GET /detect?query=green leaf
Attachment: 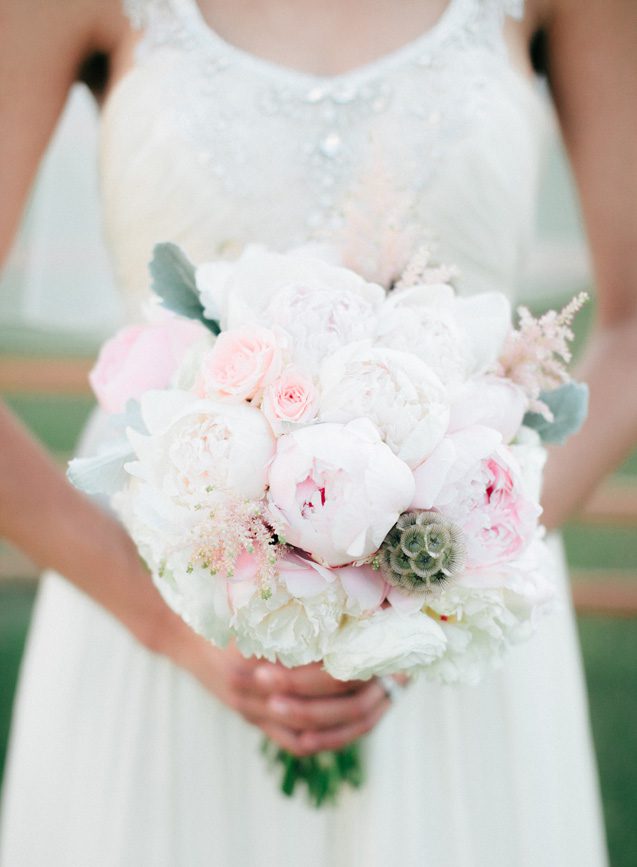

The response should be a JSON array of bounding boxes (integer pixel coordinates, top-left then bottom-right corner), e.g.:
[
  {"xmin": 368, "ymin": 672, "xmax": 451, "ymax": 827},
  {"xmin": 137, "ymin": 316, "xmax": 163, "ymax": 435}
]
[
  {"xmin": 149, "ymin": 242, "xmax": 220, "ymax": 335},
  {"xmin": 523, "ymin": 382, "xmax": 589, "ymax": 445}
]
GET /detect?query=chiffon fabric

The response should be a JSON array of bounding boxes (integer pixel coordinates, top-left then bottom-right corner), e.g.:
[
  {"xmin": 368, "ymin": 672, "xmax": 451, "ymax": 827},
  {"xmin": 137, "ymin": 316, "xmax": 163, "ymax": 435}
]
[{"xmin": 1, "ymin": 1, "xmax": 608, "ymax": 864}]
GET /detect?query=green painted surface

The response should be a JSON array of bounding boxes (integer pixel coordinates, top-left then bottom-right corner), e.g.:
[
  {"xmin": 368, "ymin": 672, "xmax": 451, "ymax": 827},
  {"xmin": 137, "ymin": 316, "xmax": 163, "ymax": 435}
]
[
  {"xmin": 3, "ymin": 394, "xmax": 95, "ymax": 454},
  {"xmin": 0, "ymin": 584, "xmax": 36, "ymax": 784}
]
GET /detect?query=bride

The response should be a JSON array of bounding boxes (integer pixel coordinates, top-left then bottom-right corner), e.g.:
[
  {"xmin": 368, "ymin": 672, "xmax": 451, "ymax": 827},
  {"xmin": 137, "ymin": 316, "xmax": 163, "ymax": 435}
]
[{"xmin": 1, "ymin": 0, "xmax": 634, "ymax": 864}]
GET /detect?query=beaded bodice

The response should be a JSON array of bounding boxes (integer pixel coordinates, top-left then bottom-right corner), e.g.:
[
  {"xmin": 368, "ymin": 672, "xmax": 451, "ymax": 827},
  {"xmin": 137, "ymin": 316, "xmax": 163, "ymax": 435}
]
[{"xmin": 102, "ymin": 0, "xmax": 552, "ymax": 313}]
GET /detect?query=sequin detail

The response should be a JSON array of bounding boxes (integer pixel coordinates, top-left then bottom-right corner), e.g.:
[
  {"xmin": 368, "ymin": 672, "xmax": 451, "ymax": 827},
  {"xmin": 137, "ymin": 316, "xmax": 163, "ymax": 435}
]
[{"xmin": 119, "ymin": 0, "xmax": 527, "ymax": 237}]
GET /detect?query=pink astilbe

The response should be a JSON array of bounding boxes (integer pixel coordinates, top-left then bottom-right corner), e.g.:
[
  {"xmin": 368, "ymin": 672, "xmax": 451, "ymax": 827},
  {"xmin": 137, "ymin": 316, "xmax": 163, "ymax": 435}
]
[
  {"xmin": 339, "ymin": 159, "xmax": 421, "ymax": 289},
  {"xmin": 395, "ymin": 245, "xmax": 459, "ymax": 291},
  {"xmin": 497, "ymin": 292, "xmax": 588, "ymax": 419},
  {"xmin": 187, "ymin": 498, "xmax": 283, "ymax": 597}
]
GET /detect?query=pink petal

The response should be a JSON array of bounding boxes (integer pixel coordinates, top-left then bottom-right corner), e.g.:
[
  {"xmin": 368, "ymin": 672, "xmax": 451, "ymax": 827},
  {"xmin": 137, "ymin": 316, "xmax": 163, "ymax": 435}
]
[
  {"xmin": 387, "ymin": 585, "xmax": 427, "ymax": 614},
  {"xmin": 337, "ymin": 564, "xmax": 387, "ymax": 612}
]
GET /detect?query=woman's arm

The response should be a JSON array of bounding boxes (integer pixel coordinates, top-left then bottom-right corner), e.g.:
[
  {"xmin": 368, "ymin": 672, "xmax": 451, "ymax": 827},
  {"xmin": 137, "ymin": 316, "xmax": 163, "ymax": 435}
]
[
  {"xmin": 0, "ymin": 0, "xmax": 389, "ymax": 756},
  {"xmin": 538, "ymin": 0, "xmax": 637, "ymax": 529}
]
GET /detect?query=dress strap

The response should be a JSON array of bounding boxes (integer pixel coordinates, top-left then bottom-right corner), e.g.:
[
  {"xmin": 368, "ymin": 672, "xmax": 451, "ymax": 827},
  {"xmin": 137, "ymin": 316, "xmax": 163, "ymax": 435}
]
[
  {"xmin": 502, "ymin": 0, "xmax": 525, "ymax": 20},
  {"xmin": 121, "ymin": 0, "xmax": 170, "ymax": 30}
]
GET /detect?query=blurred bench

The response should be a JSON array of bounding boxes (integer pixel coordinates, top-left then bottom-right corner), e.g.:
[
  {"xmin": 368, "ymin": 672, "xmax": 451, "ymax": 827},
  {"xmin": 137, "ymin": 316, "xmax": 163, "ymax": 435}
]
[{"xmin": 2, "ymin": 354, "xmax": 637, "ymax": 616}]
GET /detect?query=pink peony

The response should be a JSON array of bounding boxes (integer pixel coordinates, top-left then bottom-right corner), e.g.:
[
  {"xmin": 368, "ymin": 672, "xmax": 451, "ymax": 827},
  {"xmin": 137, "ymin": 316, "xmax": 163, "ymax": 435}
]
[
  {"xmin": 261, "ymin": 366, "xmax": 319, "ymax": 433},
  {"xmin": 267, "ymin": 418, "xmax": 415, "ymax": 567},
  {"xmin": 414, "ymin": 433, "xmax": 540, "ymax": 568},
  {"xmin": 89, "ymin": 318, "xmax": 206, "ymax": 414},
  {"xmin": 199, "ymin": 325, "xmax": 283, "ymax": 401}
]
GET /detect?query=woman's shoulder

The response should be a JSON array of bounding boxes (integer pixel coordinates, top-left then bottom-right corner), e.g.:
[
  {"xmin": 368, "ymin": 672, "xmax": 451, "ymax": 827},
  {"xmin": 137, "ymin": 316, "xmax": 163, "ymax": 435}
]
[{"xmin": 1, "ymin": 0, "xmax": 128, "ymax": 76}]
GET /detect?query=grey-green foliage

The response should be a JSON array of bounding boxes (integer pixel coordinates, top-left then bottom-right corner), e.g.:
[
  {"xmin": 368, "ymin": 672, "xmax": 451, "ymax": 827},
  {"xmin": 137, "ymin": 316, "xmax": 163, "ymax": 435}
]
[
  {"xmin": 149, "ymin": 242, "xmax": 220, "ymax": 335},
  {"xmin": 67, "ymin": 400, "xmax": 146, "ymax": 497},
  {"xmin": 523, "ymin": 382, "xmax": 589, "ymax": 445}
]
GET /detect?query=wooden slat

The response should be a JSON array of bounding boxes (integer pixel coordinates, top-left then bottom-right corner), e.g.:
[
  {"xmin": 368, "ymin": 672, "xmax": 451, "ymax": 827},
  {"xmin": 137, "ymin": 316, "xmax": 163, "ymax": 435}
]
[
  {"xmin": 0, "ymin": 356, "xmax": 93, "ymax": 395},
  {"xmin": 0, "ymin": 546, "xmax": 38, "ymax": 582},
  {"xmin": 571, "ymin": 573, "xmax": 637, "ymax": 617},
  {"xmin": 577, "ymin": 482, "xmax": 637, "ymax": 528}
]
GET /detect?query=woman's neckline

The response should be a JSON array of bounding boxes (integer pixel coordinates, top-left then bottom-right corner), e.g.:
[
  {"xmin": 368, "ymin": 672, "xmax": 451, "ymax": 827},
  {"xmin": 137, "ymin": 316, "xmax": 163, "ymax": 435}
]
[{"xmin": 179, "ymin": 0, "xmax": 468, "ymax": 88}]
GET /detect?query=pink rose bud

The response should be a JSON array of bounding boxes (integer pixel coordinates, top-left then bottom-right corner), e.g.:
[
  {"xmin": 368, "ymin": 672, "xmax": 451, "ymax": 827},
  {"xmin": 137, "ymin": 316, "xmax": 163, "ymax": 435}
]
[{"xmin": 261, "ymin": 366, "xmax": 319, "ymax": 433}]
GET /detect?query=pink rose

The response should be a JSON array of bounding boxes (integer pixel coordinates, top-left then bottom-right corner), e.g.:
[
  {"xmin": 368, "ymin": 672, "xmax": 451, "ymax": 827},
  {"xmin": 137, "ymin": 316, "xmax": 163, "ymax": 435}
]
[
  {"xmin": 199, "ymin": 325, "xmax": 283, "ymax": 401},
  {"xmin": 261, "ymin": 367, "xmax": 319, "ymax": 433},
  {"xmin": 267, "ymin": 418, "xmax": 415, "ymax": 567},
  {"xmin": 89, "ymin": 318, "xmax": 206, "ymax": 414}
]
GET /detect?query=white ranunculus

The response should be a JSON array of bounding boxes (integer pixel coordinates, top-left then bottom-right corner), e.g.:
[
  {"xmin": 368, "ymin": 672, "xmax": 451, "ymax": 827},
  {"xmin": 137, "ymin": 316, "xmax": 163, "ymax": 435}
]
[
  {"xmin": 323, "ymin": 608, "xmax": 446, "ymax": 681},
  {"xmin": 232, "ymin": 554, "xmax": 347, "ymax": 666},
  {"xmin": 267, "ymin": 418, "xmax": 415, "ymax": 567},
  {"xmin": 126, "ymin": 390, "xmax": 275, "ymax": 502},
  {"xmin": 319, "ymin": 342, "xmax": 450, "ymax": 468},
  {"xmin": 379, "ymin": 284, "xmax": 512, "ymax": 383}
]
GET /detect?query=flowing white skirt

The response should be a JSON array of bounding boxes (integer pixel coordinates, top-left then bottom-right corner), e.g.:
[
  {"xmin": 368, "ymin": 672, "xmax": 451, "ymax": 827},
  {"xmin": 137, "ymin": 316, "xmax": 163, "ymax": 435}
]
[{"xmin": 0, "ymin": 420, "xmax": 609, "ymax": 867}]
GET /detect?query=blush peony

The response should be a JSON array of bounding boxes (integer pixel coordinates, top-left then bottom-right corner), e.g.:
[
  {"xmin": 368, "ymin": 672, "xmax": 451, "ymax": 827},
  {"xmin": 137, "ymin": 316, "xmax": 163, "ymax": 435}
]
[
  {"xmin": 89, "ymin": 317, "xmax": 206, "ymax": 414},
  {"xmin": 413, "ymin": 433, "xmax": 541, "ymax": 568},
  {"xmin": 267, "ymin": 418, "xmax": 415, "ymax": 567}
]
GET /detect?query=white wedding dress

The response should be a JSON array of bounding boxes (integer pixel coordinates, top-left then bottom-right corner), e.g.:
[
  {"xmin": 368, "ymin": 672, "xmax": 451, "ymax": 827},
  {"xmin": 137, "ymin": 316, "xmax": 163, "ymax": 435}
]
[{"xmin": 0, "ymin": 1, "xmax": 609, "ymax": 864}]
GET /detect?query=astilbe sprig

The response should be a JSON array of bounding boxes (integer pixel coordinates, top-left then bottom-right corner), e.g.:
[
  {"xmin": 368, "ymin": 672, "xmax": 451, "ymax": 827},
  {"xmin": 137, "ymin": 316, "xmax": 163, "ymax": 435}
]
[
  {"xmin": 497, "ymin": 291, "xmax": 588, "ymax": 419},
  {"xmin": 187, "ymin": 497, "xmax": 282, "ymax": 598},
  {"xmin": 394, "ymin": 244, "xmax": 459, "ymax": 291},
  {"xmin": 339, "ymin": 159, "xmax": 421, "ymax": 289}
]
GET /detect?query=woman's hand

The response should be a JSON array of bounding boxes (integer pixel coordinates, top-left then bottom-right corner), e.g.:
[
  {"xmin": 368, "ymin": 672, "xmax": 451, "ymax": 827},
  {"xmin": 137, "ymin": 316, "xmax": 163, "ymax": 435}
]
[{"xmin": 177, "ymin": 635, "xmax": 392, "ymax": 757}]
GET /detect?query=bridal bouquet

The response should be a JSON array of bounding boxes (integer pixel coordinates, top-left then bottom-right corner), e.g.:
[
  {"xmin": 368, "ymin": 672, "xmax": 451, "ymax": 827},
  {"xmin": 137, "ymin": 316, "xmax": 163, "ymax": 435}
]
[{"xmin": 69, "ymin": 241, "xmax": 588, "ymax": 805}]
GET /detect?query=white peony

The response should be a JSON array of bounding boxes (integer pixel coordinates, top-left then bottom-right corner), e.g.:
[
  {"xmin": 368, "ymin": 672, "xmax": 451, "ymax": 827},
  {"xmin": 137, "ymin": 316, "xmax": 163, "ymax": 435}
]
[
  {"xmin": 319, "ymin": 341, "xmax": 450, "ymax": 468},
  {"xmin": 196, "ymin": 245, "xmax": 385, "ymax": 373},
  {"xmin": 323, "ymin": 608, "xmax": 446, "ymax": 681},
  {"xmin": 377, "ymin": 284, "xmax": 512, "ymax": 385},
  {"xmin": 126, "ymin": 390, "xmax": 275, "ymax": 502}
]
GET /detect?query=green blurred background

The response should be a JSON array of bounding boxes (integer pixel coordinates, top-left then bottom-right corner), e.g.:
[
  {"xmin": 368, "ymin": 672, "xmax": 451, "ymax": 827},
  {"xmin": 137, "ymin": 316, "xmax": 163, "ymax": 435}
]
[{"xmin": 1, "ymin": 86, "xmax": 636, "ymax": 865}]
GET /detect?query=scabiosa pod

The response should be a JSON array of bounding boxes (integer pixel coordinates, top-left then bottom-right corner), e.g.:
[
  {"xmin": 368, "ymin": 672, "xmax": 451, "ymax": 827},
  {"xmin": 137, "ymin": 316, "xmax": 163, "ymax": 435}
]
[{"xmin": 374, "ymin": 510, "xmax": 464, "ymax": 594}]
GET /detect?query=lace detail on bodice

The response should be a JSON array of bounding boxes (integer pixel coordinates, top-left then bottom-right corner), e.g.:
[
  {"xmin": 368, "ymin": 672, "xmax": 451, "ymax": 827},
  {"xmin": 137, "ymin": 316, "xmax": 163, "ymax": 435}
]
[
  {"xmin": 105, "ymin": 0, "xmax": 548, "ymax": 315},
  {"xmin": 114, "ymin": 0, "xmax": 531, "ymax": 235}
]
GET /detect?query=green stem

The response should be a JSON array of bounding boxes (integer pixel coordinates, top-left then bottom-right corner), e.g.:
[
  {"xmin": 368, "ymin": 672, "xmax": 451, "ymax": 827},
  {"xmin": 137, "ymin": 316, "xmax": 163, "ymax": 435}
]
[{"xmin": 261, "ymin": 738, "xmax": 364, "ymax": 808}]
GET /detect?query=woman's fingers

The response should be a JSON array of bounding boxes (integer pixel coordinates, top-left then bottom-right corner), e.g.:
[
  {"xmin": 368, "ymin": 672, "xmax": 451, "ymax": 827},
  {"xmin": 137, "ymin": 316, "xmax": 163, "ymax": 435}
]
[
  {"xmin": 266, "ymin": 680, "xmax": 387, "ymax": 732},
  {"xmin": 296, "ymin": 696, "xmax": 391, "ymax": 755},
  {"xmin": 254, "ymin": 661, "xmax": 363, "ymax": 698},
  {"xmin": 259, "ymin": 722, "xmax": 305, "ymax": 756}
]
